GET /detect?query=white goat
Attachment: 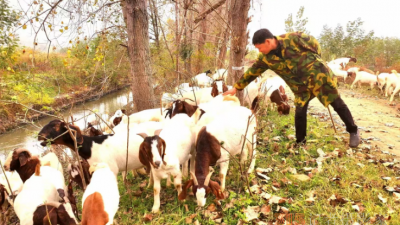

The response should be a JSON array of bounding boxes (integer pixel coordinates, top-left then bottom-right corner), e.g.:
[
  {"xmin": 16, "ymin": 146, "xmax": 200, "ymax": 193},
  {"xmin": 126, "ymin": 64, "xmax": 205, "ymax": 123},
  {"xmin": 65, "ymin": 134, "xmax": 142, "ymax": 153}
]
[
  {"xmin": 328, "ymin": 57, "xmax": 357, "ymax": 69},
  {"xmin": 137, "ymin": 114, "xmax": 195, "ymax": 213},
  {"xmin": 347, "ymin": 67, "xmax": 378, "ymax": 89},
  {"xmin": 14, "ymin": 165, "xmax": 77, "ymax": 225},
  {"xmin": 192, "ymin": 70, "xmax": 213, "ymax": 87},
  {"xmin": 388, "ymin": 70, "xmax": 400, "ymax": 104},
  {"xmin": 82, "ymin": 163, "xmax": 119, "ymax": 225},
  {"xmin": 328, "ymin": 63, "xmax": 350, "ymax": 81}
]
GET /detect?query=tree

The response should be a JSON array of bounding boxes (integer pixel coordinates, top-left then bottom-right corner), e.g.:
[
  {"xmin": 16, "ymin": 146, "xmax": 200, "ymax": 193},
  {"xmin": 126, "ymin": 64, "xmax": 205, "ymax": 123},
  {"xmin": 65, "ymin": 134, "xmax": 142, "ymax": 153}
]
[
  {"xmin": 285, "ymin": 6, "xmax": 309, "ymax": 34},
  {"xmin": 0, "ymin": 0, "xmax": 18, "ymax": 47},
  {"xmin": 228, "ymin": 0, "xmax": 251, "ymax": 104},
  {"xmin": 124, "ymin": 0, "xmax": 156, "ymax": 111}
]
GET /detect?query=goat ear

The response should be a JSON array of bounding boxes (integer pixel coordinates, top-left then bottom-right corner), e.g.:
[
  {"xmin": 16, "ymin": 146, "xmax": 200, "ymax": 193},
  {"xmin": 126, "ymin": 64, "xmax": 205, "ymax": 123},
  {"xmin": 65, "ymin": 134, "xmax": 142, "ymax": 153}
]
[
  {"xmin": 211, "ymin": 84, "xmax": 218, "ymax": 97},
  {"xmin": 269, "ymin": 89, "xmax": 284, "ymax": 104},
  {"xmin": 18, "ymin": 152, "xmax": 30, "ymax": 167},
  {"xmin": 138, "ymin": 143, "xmax": 151, "ymax": 174},
  {"xmin": 183, "ymin": 102, "xmax": 198, "ymax": 117},
  {"xmin": 208, "ymin": 180, "xmax": 225, "ymax": 200},
  {"xmin": 0, "ymin": 185, "xmax": 5, "ymax": 206},
  {"xmin": 279, "ymin": 86, "xmax": 285, "ymax": 95},
  {"xmin": 222, "ymin": 83, "xmax": 228, "ymax": 93},
  {"xmin": 178, "ymin": 179, "xmax": 194, "ymax": 201},
  {"xmin": 69, "ymin": 124, "xmax": 83, "ymax": 145},
  {"xmin": 160, "ymin": 138, "xmax": 166, "ymax": 165},
  {"xmin": 137, "ymin": 133, "xmax": 148, "ymax": 139},
  {"xmin": 121, "ymin": 109, "xmax": 127, "ymax": 114}
]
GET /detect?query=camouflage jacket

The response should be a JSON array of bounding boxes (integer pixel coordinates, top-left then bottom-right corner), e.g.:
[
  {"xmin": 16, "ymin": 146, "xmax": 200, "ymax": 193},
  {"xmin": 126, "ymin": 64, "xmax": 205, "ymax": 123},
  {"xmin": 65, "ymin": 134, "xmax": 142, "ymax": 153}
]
[{"xmin": 235, "ymin": 32, "xmax": 338, "ymax": 107}]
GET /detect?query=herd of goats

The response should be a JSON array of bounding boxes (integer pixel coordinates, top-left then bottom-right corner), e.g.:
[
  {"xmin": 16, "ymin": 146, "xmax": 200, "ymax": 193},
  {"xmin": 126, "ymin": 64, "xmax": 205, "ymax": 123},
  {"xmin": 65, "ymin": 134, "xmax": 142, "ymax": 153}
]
[
  {"xmin": 327, "ymin": 57, "xmax": 400, "ymax": 104},
  {"xmin": 0, "ymin": 56, "xmax": 389, "ymax": 224}
]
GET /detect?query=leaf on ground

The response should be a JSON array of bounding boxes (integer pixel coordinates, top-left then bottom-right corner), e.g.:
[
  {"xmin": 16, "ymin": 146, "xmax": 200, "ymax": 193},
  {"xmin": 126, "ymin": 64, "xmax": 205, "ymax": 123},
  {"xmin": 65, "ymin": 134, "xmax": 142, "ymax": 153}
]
[
  {"xmin": 207, "ymin": 203, "xmax": 217, "ymax": 212},
  {"xmin": 256, "ymin": 172, "xmax": 271, "ymax": 181},
  {"xmin": 244, "ymin": 206, "xmax": 260, "ymax": 222},
  {"xmin": 317, "ymin": 148, "xmax": 326, "ymax": 157},
  {"xmin": 269, "ymin": 195, "xmax": 288, "ymax": 204},
  {"xmin": 328, "ymin": 194, "xmax": 348, "ymax": 207},
  {"xmin": 260, "ymin": 204, "xmax": 271, "ymax": 215},
  {"xmin": 357, "ymin": 163, "xmax": 365, "ymax": 168},
  {"xmin": 143, "ymin": 214, "xmax": 153, "ymax": 222},
  {"xmin": 292, "ymin": 174, "xmax": 310, "ymax": 182},
  {"xmin": 378, "ymin": 193, "xmax": 387, "ymax": 204},
  {"xmin": 256, "ymin": 167, "xmax": 273, "ymax": 173},
  {"xmin": 393, "ymin": 192, "xmax": 400, "ymax": 203},
  {"xmin": 272, "ymin": 136, "xmax": 281, "ymax": 142},
  {"xmin": 306, "ymin": 191, "xmax": 316, "ymax": 205}
]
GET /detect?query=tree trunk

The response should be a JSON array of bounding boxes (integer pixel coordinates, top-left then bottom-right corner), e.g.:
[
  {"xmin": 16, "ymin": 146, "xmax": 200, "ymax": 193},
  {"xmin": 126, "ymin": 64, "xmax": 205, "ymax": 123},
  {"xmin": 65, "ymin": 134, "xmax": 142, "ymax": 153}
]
[
  {"xmin": 228, "ymin": 0, "xmax": 250, "ymax": 104},
  {"xmin": 124, "ymin": 0, "xmax": 155, "ymax": 111},
  {"xmin": 217, "ymin": 2, "xmax": 231, "ymax": 69},
  {"xmin": 195, "ymin": 0, "xmax": 208, "ymax": 74},
  {"xmin": 175, "ymin": 0, "xmax": 180, "ymax": 86}
]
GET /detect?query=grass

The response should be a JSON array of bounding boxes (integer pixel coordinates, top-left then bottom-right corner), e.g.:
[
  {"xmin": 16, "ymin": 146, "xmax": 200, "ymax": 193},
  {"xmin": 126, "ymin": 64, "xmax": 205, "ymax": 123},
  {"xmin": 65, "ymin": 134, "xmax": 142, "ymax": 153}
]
[{"xmin": 67, "ymin": 104, "xmax": 397, "ymax": 225}]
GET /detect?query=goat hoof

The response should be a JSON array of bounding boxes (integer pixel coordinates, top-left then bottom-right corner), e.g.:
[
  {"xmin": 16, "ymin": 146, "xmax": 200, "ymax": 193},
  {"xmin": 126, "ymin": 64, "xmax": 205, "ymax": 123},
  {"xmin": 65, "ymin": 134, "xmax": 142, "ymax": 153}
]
[{"xmin": 152, "ymin": 208, "xmax": 160, "ymax": 213}]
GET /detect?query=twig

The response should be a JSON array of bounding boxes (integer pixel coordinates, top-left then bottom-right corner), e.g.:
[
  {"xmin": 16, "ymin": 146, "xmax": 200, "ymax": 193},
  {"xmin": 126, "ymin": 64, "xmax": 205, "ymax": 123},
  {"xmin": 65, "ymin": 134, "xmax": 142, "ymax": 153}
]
[
  {"xmin": 84, "ymin": 108, "xmax": 115, "ymax": 134},
  {"xmin": 64, "ymin": 123, "xmax": 87, "ymax": 190},
  {"xmin": 327, "ymin": 106, "xmax": 337, "ymax": 133},
  {"xmin": 194, "ymin": 0, "xmax": 226, "ymax": 23},
  {"xmin": 0, "ymin": 160, "xmax": 14, "ymax": 204}
]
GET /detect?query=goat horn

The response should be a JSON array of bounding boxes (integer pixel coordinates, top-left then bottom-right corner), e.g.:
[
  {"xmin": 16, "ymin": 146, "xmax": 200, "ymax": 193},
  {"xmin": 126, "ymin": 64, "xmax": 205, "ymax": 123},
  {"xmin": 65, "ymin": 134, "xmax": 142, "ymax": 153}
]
[
  {"xmin": 137, "ymin": 133, "xmax": 148, "ymax": 139},
  {"xmin": 204, "ymin": 167, "xmax": 214, "ymax": 186},
  {"xmin": 190, "ymin": 172, "xmax": 198, "ymax": 185},
  {"xmin": 154, "ymin": 129, "xmax": 162, "ymax": 136}
]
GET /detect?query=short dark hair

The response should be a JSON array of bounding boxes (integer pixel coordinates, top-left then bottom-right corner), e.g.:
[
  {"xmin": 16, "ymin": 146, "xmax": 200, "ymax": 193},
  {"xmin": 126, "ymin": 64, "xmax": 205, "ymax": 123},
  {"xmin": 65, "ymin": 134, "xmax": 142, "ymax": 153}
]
[{"xmin": 252, "ymin": 29, "xmax": 274, "ymax": 45}]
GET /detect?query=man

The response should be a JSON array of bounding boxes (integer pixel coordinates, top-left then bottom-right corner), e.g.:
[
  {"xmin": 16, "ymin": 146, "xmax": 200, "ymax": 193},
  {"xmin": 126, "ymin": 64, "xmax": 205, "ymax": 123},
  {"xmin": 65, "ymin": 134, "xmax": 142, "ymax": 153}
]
[{"xmin": 223, "ymin": 29, "xmax": 360, "ymax": 147}]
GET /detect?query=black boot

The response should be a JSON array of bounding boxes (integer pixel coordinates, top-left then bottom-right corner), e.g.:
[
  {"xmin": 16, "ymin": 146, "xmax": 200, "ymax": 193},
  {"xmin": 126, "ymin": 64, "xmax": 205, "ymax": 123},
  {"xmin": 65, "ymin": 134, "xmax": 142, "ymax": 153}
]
[
  {"xmin": 295, "ymin": 101, "xmax": 311, "ymax": 143},
  {"xmin": 330, "ymin": 97, "xmax": 359, "ymax": 147}
]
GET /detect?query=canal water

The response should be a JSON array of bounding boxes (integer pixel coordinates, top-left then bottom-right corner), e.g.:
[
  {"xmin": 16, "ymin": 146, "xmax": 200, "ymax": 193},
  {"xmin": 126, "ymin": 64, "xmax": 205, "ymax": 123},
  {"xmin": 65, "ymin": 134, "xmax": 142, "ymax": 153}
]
[{"xmin": 0, "ymin": 88, "xmax": 132, "ymax": 161}]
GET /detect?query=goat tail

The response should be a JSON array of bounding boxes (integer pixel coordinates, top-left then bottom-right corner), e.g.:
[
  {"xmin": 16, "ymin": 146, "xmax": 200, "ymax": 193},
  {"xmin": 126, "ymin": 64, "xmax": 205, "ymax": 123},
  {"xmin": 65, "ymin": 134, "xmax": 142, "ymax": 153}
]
[{"xmin": 35, "ymin": 163, "xmax": 41, "ymax": 176}]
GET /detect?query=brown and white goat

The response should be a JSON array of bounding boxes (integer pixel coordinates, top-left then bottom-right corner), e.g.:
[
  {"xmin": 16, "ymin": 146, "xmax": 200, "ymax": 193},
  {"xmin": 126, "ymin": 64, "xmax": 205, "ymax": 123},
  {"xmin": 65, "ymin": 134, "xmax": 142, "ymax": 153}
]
[
  {"xmin": 4, "ymin": 148, "xmax": 68, "ymax": 201},
  {"xmin": 269, "ymin": 87, "xmax": 290, "ymax": 115},
  {"xmin": 14, "ymin": 164, "xmax": 78, "ymax": 225},
  {"xmin": 179, "ymin": 105, "xmax": 257, "ymax": 206},
  {"xmin": 138, "ymin": 114, "xmax": 194, "ymax": 213},
  {"xmin": 38, "ymin": 120, "xmax": 147, "ymax": 177}
]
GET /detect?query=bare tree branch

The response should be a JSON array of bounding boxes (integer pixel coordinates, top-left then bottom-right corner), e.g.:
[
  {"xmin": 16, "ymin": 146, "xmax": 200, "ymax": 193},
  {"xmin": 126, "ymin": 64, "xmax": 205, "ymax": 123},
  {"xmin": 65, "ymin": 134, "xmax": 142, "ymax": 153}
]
[{"xmin": 194, "ymin": 0, "xmax": 226, "ymax": 24}]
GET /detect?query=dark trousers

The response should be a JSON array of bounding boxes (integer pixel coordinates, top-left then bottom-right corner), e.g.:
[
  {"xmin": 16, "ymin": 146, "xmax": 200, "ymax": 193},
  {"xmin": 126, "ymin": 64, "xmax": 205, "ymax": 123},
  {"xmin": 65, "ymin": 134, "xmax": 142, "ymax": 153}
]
[{"xmin": 295, "ymin": 96, "xmax": 358, "ymax": 143}]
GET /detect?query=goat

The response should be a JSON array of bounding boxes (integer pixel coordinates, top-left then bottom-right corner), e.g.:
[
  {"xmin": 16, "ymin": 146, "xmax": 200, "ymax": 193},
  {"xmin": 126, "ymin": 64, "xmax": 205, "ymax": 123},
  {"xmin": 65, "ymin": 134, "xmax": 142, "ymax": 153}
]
[
  {"xmin": 38, "ymin": 120, "xmax": 154, "ymax": 176},
  {"xmin": 179, "ymin": 105, "xmax": 257, "ymax": 206},
  {"xmin": 388, "ymin": 70, "xmax": 400, "ymax": 105},
  {"xmin": 4, "ymin": 149, "xmax": 67, "ymax": 201},
  {"xmin": 379, "ymin": 72, "xmax": 399, "ymax": 97},
  {"xmin": 212, "ymin": 69, "xmax": 228, "ymax": 82},
  {"xmin": 81, "ymin": 163, "xmax": 119, "ymax": 225},
  {"xmin": 347, "ymin": 67, "xmax": 378, "ymax": 89},
  {"xmin": 245, "ymin": 75, "xmax": 290, "ymax": 115},
  {"xmin": 137, "ymin": 114, "xmax": 195, "ymax": 213},
  {"xmin": 192, "ymin": 70, "xmax": 214, "ymax": 88},
  {"xmin": 328, "ymin": 57, "xmax": 357, "ymax": 69},
  {"xmin": 108, "ymin": 109, "xmax": 126, "ymax": 128},
  {"xmin": 14, "ymin": 164, "xmax": 78, "ymax": 225},
  {"xmin": 328, "ymin": 63, "xmax": 350, "ymax": 81},
  {"xmin": 178, "ymin": 80, "xmax": 228, "ymax": 106}
]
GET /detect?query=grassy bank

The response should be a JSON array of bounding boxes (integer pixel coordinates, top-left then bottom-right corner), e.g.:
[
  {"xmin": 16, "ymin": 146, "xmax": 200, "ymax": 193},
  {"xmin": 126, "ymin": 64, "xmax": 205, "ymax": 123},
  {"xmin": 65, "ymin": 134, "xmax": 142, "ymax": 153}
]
[{"xmin": 84, "ymin": 106, "xmax": 398, "ymax": 224}]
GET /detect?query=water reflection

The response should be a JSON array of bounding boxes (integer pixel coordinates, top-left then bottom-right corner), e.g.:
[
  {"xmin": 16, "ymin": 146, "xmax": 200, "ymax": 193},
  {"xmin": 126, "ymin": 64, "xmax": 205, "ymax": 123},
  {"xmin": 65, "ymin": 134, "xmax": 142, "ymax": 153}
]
[{"xmin": 0, "ymin": 89, "xmax": 132, "ymax": 161}]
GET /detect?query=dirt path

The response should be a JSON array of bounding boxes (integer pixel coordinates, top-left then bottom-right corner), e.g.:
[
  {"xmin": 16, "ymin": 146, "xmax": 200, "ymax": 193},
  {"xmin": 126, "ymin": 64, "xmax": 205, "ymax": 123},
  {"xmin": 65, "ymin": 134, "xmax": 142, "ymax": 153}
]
[{"xmin": 304, "ymin": 88, "xmax": 400, "ymax": 157}]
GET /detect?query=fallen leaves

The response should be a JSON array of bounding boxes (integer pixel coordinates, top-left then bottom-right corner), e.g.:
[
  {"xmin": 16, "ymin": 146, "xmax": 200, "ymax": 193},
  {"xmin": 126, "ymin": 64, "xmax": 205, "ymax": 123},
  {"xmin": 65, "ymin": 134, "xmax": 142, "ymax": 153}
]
[
  {"xmin": 292, "ymin": 174, "xmax": 310, "ymax": 182},
  {"xmin": 378, "ymin": 193, "xmax": 387, "ymax": 204},
  {"xmin": 328, "ymin": 194, "xmax": 348, "ymax": 207},
  {"xmin": 244, "ymin": 206, "xmax": 260, "ymax": 222}
]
